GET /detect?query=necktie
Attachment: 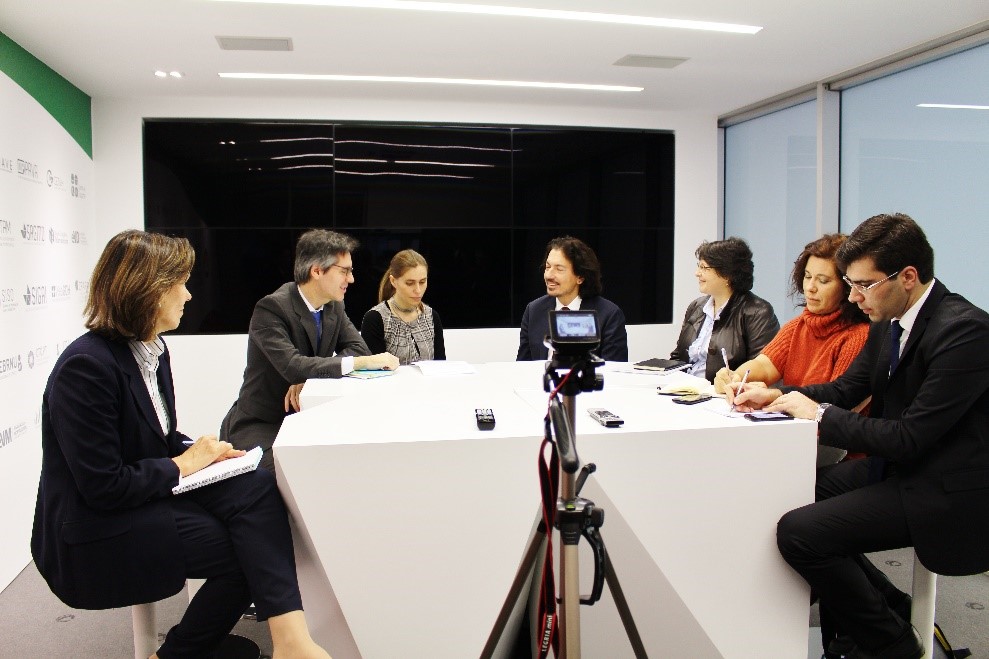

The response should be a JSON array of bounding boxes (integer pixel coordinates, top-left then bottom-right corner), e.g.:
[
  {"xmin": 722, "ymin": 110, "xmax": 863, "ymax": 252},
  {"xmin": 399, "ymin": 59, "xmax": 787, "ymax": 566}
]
[
  {"xmin": 312, "ymin": 310, "xmax": 322, "ymax": 352},
  {"xmin": 561, "ymin": 306, "xmax": 570, "ymax": 311},
  {"xmin": 889, "ymin": 319, "xmax": 902, "ymax": 373}
]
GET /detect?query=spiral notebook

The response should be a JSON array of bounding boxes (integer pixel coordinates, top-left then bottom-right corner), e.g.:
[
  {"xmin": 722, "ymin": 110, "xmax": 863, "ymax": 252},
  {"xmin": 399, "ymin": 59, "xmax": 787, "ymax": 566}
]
[{"xmin": 172, "ymin": 446, "xmax": 263, "ymax": 495}]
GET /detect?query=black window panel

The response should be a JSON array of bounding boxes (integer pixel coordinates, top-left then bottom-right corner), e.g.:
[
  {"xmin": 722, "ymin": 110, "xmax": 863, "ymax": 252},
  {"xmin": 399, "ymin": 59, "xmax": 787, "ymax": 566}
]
[
  {"xmin": 144, "ymin": 120, "xmax": 675, "ymax": 333},
  {"xmin": 333, "ymin": 125, "xmax": 512, "ymax": 229}
]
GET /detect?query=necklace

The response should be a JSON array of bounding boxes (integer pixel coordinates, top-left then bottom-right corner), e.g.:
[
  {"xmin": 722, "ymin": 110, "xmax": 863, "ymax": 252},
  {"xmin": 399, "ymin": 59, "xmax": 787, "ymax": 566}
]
[{"xmin": 390, "ymin": 298, "xmax": 418, "ymax": 314}]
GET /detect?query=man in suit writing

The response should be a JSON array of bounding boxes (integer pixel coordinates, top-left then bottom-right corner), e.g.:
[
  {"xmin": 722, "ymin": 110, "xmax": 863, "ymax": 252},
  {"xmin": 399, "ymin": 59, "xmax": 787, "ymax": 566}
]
[
  {"xmin": 221, "ymin": 229, "xmax": 398, "ymax": 471},
  {"xmin": 517, "ymin": 236, "xmax": 628, "ymax": 362},
  {"xmin": 731, "ymin": 213, "xmax": 989, "ymax": 659}
]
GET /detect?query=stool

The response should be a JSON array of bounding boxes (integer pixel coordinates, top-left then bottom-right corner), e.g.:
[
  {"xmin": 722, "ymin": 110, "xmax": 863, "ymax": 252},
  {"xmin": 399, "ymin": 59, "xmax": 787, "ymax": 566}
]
[
  {"xmin": 132, "ymin": 602, "xmax": 158, "ymax": 659},
  {"xmin": 910, "ymin": 550, "xmax": 937, "ymax": 659}
]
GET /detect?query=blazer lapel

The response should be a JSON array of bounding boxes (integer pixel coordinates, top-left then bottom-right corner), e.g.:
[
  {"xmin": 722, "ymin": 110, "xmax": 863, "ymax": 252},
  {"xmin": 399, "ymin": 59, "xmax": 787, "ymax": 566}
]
[
  {"xmin": 290, "ymin": 287, "xmax": 320, "ymax": 355},
  {"xmin": 895, "ymin": 281, "xmax": 945, "ymax": 377},
  {"xmin": 108, "ymin": 340, "xmax": 168, "ymax": 441}
]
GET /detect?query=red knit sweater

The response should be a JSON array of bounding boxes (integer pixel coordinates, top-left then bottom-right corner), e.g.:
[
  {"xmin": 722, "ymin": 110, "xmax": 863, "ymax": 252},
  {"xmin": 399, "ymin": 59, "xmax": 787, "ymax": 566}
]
[{"xmin": 762, "ymin": 308, "xmax": 869, "ymax": 387}]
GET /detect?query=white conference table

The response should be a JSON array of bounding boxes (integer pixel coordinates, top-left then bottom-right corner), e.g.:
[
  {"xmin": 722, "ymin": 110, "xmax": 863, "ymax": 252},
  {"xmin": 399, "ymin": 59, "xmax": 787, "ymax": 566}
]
[{"xmin": 274, "ymin": 361, "xmax": 817, "ymax": 658}]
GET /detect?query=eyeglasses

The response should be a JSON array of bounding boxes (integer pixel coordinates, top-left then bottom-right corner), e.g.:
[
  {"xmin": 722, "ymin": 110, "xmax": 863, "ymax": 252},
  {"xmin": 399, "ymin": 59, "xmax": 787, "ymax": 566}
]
[
  {"xmin": 696, "ymin": 263, "xmax": 715, "ymax": 272},
  {"xmin": 328, "ymin": 263, "xmax": 355, "ymax": 276},
  {"xmin": 842, "ymin": 270, "xmax": 899, "ymax": 294}
]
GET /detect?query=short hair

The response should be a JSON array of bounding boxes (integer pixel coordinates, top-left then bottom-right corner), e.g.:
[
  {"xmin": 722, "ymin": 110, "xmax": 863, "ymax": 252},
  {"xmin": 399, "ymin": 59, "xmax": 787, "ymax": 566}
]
[
  {"xmin": 293, "ymin": 229, "xmax": 359, "ymax": 284},
  {"xmin": 695, "ymin": 237, "xmax": 754, "ymax": 294},
  {"xmin": 378, "ymin": 249, "xmax": 429, "ymax": 303},
  {"xmin": 791, "ymin": 233, "xmax": 867, "ymax": 326},
  {"xmin": 836, "ymin": 213, "xmax": 934, "ymax": 283},
  {"xmin": 85, "ymin": 230, "xmax": 195, "ymax": 341},
  {"xmin": 544, "ymin": 236, "xmax": 603, "ymax": 297}
]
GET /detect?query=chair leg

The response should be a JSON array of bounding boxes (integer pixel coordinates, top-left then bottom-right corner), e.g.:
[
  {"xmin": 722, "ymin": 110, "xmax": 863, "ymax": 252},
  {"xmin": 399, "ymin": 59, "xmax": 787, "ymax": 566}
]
[
  {"xmin": 132, "ymin": 602, "xmax": 157, "ymax": 659},
  {"xmin": 910, "ymin": 551, "xmax": 937, "ymax": 659}
]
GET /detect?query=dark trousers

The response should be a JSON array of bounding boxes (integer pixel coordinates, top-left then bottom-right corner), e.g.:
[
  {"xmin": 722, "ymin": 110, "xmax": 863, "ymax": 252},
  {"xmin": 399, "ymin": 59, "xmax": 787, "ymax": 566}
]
[
  {"xmin": 156, "ymin": 469, "xmax": 303, "ymax": 659},
  {"xmin": 778, "ymin": 458, "xmax": 912, "ymax": 652}
]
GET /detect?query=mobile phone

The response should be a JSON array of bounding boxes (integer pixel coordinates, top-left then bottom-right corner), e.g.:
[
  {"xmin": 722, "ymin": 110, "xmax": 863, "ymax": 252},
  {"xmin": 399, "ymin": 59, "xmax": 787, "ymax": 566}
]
[
  {"xmin": 588, "ymin": 408, "xmax": 624, "ymax": 427},
  {"xmin": 744, "ymin": 411, "xmax": 793, "ymax": 422},
  {"xmin": 672, "ymin": 394, "xmax": 713, "ymax": 405}
]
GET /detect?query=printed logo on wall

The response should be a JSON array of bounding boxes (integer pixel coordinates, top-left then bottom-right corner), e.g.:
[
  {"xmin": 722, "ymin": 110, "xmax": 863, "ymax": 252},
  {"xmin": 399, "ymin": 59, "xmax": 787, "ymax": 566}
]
[
  {"xmin": 49, "ymin": 227, "xmax": 69, "ymax": 244},
  {"xmin": 50, "ymin": 283, "xmax": 72, "ymax": 303},
  {"xmin": 1, "ymin": 286, "xmax": 17, "ymax": 313},
  {"xmin": 20, "ymin": 223, "xmax": 46, "ymax": 244},
  {"xmin": 27, "ymin": 344, "xmax": 52, "ymax": 370},
  {"xmin": 70, "ymin": 173, "xmax": 87, "ymax": 200},
  {"xmin": 0, "ymin": 353, "xmax": 23, "ymax": 380},
  {"xmin": 0, "ymin": 155, "xmax": 13, "ymax": 174},
  {"xmin": 17, "ymin": 158, "xmax": 40, "ymax": 183},
  {"xmin": 23, "ymin": 283, "xmax": 47, "ymax": 308},
  {"xmin": 46, "ymin": 169, "xmax": 67, "ymax": 192},
  {"xmin": 0, "ymin": 218, "xmax": 13, "ymax": 247},
  {"xmin": 0, "ymin": 422, "xmax": 30, "ymax": 450},
  {"xmin": 71, "ymin": 230, "xmax": 88, "ymax": 245}
]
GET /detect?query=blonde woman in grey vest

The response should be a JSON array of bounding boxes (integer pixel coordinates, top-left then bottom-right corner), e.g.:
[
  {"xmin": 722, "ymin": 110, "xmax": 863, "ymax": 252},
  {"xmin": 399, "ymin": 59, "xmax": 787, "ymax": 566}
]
[{"xmin": 361, "ymin": 249, "xmax": 446, "ymax": 364}]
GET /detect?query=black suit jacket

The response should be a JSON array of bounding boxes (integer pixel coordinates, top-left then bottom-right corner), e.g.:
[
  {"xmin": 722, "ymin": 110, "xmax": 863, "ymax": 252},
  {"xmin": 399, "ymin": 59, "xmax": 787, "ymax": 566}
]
[
  {"xmin": 31, "ymin": 332, "xmax": 189, "ymax": 609},
  {"xmin": 517, "ymin": 294, "xmax": 629, "ymax": 362},
  {"xmin": 794, "ymin": 281, "xmax": 989, "ymax": 575},
  {"xmin": 222, "ymin": 283, "xmax": 370, "ymax": 454}
]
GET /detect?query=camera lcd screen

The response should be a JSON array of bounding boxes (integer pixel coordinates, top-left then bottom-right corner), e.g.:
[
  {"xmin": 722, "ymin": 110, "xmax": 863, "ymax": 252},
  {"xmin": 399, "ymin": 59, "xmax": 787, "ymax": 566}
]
[{"xmin": 551, "ymin": 311, "xmax": 599, "ymax": 340}]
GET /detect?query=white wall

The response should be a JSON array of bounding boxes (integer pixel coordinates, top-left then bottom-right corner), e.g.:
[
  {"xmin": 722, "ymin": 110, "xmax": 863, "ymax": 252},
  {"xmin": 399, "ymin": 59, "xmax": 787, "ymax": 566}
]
[{"xmin": 93, "ymin": 95, "xmax": 718, "ymax": 437}]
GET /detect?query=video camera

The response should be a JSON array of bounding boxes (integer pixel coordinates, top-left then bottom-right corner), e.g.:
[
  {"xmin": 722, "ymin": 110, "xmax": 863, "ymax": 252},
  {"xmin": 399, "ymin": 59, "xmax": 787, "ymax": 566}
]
[{"xmin": 543, "ymin": 309, "xmax": 604, "ymax": 395}]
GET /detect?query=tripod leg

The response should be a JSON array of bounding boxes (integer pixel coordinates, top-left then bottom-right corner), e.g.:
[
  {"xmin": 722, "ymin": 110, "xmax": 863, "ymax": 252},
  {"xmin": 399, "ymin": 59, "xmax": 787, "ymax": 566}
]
[
  {"xmin": 481, "ymin": 527, "xmax": 547, "ymax": 659},
  {"xmin": 560, "ymin": 543, "xmax": 582, "ymax": 659},
  {"xmin": 602, "ymin": 537, "xmax": 648, "ymax": 659}
]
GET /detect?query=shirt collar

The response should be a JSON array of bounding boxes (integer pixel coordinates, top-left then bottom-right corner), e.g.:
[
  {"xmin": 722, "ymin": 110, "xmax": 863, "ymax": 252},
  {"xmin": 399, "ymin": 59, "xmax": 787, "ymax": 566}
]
[
  {"xmin": 894, "ymin": 278, "xmax": 936, "ymax": 334},
  {"xmin": 128, "ymin": 337, "xmax": 165, "ymax": 374},
  {"xmin": 297, "ymin": 285, "xmax": 323, "ymax": 313},
  {"xmin": 555, "ymin": 295, "xmax": 582, "ymax": 311}
]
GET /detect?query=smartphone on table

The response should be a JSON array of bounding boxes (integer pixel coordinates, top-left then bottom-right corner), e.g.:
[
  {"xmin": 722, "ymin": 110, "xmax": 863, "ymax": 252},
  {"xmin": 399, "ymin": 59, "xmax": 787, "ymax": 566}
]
[{"xmin": 671, "ymin": 394, "xmax": 713, "ymax": 405}]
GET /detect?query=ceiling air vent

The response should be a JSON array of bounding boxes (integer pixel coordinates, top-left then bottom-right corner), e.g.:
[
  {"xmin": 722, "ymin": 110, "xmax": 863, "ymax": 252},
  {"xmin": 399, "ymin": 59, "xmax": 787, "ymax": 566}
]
[
  {"xmin": 613, "ymin": 55, "xmax": 687, "ymax": 69},
  {"xmin": 216, "ymin": 36, "xmax": 293, "ymax": 51}
]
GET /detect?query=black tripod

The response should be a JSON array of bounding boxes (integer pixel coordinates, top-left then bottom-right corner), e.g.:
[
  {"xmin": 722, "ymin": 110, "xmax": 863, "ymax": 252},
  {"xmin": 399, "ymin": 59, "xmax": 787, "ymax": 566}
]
[{"xmin": 483, "ymin": 354, "xmax": 647, "ymax": 659}]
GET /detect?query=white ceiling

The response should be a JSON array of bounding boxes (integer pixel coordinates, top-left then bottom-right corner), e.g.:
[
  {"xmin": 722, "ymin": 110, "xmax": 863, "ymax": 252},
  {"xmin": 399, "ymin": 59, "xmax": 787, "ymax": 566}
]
[{"xmin": 1, "ymin": 0, "xmax": 987, "ymax": 116}]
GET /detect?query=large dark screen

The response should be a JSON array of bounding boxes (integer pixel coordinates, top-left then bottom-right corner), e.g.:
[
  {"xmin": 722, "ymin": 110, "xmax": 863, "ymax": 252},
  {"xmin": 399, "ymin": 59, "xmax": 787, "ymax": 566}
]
[{"xmin": 144, "ymin": 121, "xmax": 674, "ymax": 333}]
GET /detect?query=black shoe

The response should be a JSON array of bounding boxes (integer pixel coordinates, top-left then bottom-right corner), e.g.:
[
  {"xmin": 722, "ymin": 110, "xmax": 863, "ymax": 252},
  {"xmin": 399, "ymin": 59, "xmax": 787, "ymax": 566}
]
[
  {"xmin": 843, "ymin": 626, "xmax": 924, "ymax": 659},
  {"xmin": 824, "ymin": 635, "xmax": 855, "ymax": 659}
]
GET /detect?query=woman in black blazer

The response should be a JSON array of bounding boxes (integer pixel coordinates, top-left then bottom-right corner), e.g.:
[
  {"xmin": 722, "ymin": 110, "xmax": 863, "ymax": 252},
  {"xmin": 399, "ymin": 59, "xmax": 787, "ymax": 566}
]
[{"xmin": 30, "ymin": 230, "xmax": 330, "ymax": 659}]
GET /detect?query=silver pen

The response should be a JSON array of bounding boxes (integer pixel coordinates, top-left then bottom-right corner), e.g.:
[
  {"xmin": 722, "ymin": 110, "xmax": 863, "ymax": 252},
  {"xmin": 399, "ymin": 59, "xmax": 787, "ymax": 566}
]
[{"xmin": 730, "ymin": 369, "xmax": 750, "ymax": 413}]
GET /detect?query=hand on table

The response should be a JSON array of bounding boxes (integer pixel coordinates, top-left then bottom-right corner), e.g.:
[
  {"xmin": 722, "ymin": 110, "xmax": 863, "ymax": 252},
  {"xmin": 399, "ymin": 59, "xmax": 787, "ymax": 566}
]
[
  {"xmin": 285, "ymin": 382, "xmax": 305, "ymax": 413},
  {"xmin": 354, "ymin": 352, "xmax": 400, "ymax": 371}
]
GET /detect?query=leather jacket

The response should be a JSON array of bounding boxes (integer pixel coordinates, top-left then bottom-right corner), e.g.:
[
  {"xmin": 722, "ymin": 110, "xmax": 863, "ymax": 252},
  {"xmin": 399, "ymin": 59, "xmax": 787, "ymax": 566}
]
[{"xmin": 671, "ymin": 292, "xmax": 780, "ymax": 382}]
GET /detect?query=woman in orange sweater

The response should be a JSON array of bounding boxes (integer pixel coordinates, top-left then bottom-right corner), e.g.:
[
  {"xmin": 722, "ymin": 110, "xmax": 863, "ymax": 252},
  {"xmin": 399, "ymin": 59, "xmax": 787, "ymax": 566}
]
[{"xmin": 714, "ymin": 233, "xmax": 868, "ymax": 394}]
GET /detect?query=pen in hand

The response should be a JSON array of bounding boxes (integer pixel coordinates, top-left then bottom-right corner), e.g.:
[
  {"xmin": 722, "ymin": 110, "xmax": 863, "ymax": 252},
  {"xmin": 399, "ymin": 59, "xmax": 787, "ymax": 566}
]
[
  {"xmin": 720, "ymin": 347, "xmax": 731, "ymax": 374},
  {"xmin": 730, "ymin": 369, "xmax": 750, "ymax": 412}
]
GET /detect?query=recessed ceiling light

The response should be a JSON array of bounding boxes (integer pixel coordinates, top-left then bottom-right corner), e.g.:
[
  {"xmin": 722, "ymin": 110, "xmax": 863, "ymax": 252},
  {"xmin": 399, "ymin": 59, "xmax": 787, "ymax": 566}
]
[
  {"xmin": 219, "ymin": 72, "xmax": 642, "ymax": 92},
  {"xmin": 154, "ymin": 70, "xmax": 168, "ymax": 78},
  {"xmin": 169, "ymin": 71, "xmax": 184, "ymax": 78},
  {"xmin": 207, "ymin": 0, "xmax": 762, "ymax": 34},
  {"xmin": 917, "ymin": 103, "xmax": 989, "ymax": 110}
]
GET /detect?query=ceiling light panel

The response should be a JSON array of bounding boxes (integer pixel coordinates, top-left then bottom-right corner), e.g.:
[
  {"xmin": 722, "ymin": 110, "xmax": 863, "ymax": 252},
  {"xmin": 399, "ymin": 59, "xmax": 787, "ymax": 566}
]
[
  {"xmin": 219, "ymin": 72, "xmax": 642, "ymax": 92},
  {"xmin": 207, "ymin": 0, "xmax": 763, "ymax": 34}
]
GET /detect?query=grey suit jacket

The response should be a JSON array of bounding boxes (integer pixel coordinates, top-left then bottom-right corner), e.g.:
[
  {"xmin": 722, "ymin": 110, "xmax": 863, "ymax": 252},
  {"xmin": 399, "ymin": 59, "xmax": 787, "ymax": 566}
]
[{"xmin": 222, "ymin": 283, "xmax": 370, "ymax": 458}]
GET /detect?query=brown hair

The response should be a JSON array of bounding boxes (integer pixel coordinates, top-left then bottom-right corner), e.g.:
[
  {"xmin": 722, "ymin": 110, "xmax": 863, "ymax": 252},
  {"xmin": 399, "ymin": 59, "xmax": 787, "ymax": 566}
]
[
  {"xmin": 85, "ymin": 230, "xmax": 195, "ymax": 341},
  {"xmin": 836, "ymin": 212, "xmax": 934, "ymax": 283},
  {"xmin": 791, "ymin": 233, "xmax": 867, "ymax": 326},
  {"xmin": 378, "ymin": 249, "xmax": 429, "ymax": 302}
]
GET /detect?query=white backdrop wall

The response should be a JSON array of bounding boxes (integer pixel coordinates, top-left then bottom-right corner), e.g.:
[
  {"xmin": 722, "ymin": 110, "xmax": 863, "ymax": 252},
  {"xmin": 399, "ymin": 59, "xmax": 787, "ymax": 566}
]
[
  {"xmin": 92, "ymin": 95, "xmax": 719, "ymax": 449},
  {"xmin": 0, "ymin": 73, "xmax": 94, "ymax": 591}
]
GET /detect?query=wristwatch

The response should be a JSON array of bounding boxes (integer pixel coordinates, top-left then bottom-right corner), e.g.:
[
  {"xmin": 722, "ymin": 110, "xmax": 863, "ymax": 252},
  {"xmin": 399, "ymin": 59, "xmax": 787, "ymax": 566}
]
[{"xmin": 815, "ymin": 403, "xmax": 832, "ymax": 423}]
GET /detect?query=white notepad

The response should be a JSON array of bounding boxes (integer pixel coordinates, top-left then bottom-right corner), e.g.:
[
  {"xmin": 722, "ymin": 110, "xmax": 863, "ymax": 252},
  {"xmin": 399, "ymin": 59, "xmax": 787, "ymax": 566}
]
[{"xmin": 172, "ymin": 446, "xmax": 263, "ymax": 495}]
